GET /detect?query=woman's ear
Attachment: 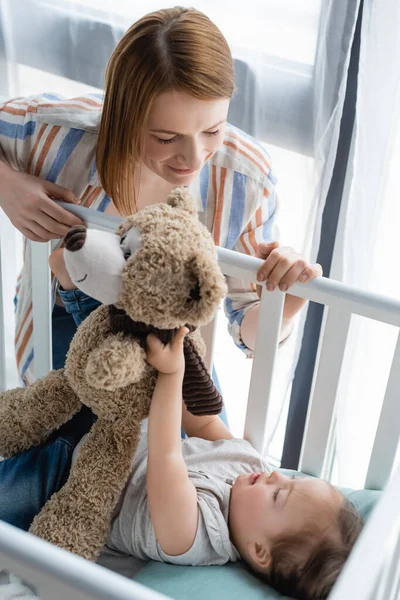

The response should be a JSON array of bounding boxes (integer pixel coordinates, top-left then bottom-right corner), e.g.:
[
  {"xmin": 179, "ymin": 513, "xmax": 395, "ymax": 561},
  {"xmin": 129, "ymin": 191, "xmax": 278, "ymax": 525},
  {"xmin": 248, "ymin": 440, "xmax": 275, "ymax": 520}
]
[{"xmin": 248, "ymin": 541, "xmax": 272, "ymax": 570}]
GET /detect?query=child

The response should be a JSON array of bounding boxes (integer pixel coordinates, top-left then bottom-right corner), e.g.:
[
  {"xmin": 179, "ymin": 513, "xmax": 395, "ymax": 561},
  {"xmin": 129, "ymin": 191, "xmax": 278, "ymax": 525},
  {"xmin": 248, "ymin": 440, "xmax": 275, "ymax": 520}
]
[
  {"xmin": 103, "ymin": 328, "xmax": 362, "ymax": 600},
  {"xmin": 0, "ymin": 326, "xmax": 362, "ymax": 600}
]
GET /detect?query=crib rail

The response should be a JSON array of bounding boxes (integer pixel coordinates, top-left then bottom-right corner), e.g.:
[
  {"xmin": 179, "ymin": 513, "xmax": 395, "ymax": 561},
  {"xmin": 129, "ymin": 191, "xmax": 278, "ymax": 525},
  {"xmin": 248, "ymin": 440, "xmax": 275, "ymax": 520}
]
[
  {"xmin": 0, "ymin": 466, "xmax": 399, "ymax": 600},
  {"xmin": 0, "ymin": 234, "xmax": 6, "ymax": 392},
  {"xmin": 217, "ymin": 247, "xmax": 400, "ymax": 490},
  {"xmin": 0, "ymin": 208, "xmax": 21, "ymax": 391},
  {"xmin": 0, "ymin": 520, "xmax": 169, "ymax": 600},
  {"xmin": 2, "ymin": 202, "xmax": 400, "ymax": 488},
  {"xmin": 329, "ymin": 462, "xmax": 400, "ymax": 600},
  {"xmin": 2, "ymin": 204, "xmax": 400, "ymax": 599}
]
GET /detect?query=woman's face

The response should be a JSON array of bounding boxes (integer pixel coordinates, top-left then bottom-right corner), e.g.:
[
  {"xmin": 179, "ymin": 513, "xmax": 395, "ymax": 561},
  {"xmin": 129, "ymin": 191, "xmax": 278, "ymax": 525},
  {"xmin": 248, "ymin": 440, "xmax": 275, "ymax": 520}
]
[{"xmin": 142, "ymin": 91, "xmax": 230, "ymax": 186}]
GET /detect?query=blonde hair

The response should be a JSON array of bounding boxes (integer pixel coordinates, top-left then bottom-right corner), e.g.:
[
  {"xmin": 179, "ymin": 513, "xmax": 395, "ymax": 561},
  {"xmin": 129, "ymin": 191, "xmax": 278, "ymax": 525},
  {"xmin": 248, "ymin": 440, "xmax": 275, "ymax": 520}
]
[{"xmin": 96, "ymin": 7, "xmax": 235, "ymax": 215}]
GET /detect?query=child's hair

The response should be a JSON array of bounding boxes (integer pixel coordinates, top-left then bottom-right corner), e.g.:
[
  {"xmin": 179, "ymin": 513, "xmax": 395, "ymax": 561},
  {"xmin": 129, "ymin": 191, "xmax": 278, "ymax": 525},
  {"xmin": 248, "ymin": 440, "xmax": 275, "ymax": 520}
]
[
  {"xmin": 96, "ymin": 7, "xmax": 235, "ymax": 216},
  {"xmin": 251, "ymin": 497, "xmax": 363, "ymax": 600}
]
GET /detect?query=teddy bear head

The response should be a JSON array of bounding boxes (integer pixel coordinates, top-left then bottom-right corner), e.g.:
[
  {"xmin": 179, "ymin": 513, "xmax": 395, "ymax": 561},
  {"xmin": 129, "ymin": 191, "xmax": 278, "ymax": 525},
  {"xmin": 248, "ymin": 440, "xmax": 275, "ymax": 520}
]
[{"xmin": 64, "ymin": 187, "xmax": 227, "ymax": 330}]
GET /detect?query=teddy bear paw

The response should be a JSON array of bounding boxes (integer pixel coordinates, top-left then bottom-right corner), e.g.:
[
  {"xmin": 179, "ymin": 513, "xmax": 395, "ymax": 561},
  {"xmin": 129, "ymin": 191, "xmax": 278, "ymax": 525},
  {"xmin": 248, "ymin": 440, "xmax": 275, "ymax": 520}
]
[{"xmin": 85, "ymin": 337, "xmax": 147, "ymax": 390}]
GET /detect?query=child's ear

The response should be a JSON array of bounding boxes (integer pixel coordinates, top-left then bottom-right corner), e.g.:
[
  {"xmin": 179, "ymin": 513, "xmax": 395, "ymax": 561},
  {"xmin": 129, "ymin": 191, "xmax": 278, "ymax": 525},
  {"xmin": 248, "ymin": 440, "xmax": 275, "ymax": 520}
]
[{"xmin": 248, "ymin": 541, "xmax": 272, "ymax": 570}]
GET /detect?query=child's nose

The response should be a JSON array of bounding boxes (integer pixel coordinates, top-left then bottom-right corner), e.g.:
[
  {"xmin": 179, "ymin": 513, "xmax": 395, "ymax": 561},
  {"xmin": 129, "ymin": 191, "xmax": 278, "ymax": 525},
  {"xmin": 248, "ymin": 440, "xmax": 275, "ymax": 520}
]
[{"xmin": 267, "ymin": 471, "xmax": 290, "ymax": 485}]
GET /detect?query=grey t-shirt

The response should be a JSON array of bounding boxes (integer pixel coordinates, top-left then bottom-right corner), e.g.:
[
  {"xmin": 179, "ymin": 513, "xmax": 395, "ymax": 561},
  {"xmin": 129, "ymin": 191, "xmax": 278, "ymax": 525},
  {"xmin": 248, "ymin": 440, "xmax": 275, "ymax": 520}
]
[{"xmin": 103, "ymin": 422, "xmax": 271, "ymax": 566}]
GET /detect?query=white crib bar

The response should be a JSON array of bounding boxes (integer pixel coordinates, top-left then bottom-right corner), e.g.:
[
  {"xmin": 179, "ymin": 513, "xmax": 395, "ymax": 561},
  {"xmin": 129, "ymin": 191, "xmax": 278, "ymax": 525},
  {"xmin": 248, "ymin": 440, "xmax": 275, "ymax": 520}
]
[
  {"xmin": 329, "ymin": 463, "xmax": 400, "ymax": 600},
  {"xmin": 0, "ymin": 231, "xmax": 6, "ymax": 391},
  {"xmin": 56, "ymin": 201, "xmax": 400, "ymax": 322},
  {"xmin": 28, "ymin": 207, "xmax": 400, "ymax": 479},
  {"xmin": 0, "ymin": 209, "xmax": 20, "ymax": 391},
  {"xmin": 299, "ymin": 307, "xmax": 352, "ymax": 478},
  {"xmin": 0, "ymin": 521, "xmax": 170, "ymax": 600},
  {"xmin": 10, "ymin": 203, "xmax": 400, "ymax": 600},
  {"xmin": 372, "ymin": 530, "xmax": 400, "ymax": 600},
  {"xmin": 244, "ymin": 288, "xmax": 285, "ymax": 453},
  {"xmin": 31, "ymin": 241, "xmax": 53, "ymax": 379},
  {"xmin": 199, "ymin": 318, "xmax": 217, "ymax": 372},
  {"xmin": 383, "ymin": 533, "xmax": 400, "ymax": 600},
  {"xmin": 365, "ymin": 329, "xmax": 400, "ymax": 490}
]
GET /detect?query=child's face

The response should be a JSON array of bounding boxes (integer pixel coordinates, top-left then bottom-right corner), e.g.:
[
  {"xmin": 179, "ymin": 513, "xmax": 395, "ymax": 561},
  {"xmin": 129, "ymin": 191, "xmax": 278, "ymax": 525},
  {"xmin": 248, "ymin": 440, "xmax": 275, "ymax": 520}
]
[
  {"xmin": 229, "ymin": 470, "xmax": 343, "ymax": 565},
  {"xmin": 143, "ymin": 91, "xmax": 229, "ymax": 186}
]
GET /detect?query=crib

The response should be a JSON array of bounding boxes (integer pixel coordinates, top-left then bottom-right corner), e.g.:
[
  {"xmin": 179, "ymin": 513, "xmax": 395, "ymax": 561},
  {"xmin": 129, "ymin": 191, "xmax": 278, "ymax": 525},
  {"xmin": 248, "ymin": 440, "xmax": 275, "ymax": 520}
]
[{"xmin": 0, "ymin": 204, "xmax": 399, "ymax": 600}]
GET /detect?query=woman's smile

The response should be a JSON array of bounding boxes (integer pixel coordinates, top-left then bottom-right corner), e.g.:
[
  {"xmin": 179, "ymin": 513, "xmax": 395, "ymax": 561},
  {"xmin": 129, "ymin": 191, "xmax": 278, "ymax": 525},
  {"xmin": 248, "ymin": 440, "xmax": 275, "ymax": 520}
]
[{"xmin": 167, "ymin": 166, "xmax": 195, "ymax": 175}]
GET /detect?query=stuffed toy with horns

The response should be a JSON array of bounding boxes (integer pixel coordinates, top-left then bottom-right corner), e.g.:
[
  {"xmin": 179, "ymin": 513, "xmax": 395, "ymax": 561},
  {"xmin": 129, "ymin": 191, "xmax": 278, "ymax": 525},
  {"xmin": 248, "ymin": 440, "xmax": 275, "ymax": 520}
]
[{"xmin": 0, "ymin": 187, "xmax": 227, "ymax": 560}]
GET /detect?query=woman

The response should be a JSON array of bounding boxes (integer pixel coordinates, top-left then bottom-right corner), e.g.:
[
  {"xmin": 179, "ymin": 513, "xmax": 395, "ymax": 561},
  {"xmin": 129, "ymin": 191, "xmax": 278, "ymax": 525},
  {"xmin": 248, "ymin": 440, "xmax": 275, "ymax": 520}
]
[{"xmin": 0, "ymin": 7, "xmax": 321, "ymax": 528}]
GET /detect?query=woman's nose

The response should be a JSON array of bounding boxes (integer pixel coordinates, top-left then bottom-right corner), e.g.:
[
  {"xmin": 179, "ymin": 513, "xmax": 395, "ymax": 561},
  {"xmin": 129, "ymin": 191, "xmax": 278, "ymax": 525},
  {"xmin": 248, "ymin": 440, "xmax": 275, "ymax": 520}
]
[{"xmin": 178, "ymin": 139, "xmax": 202, "ymax": 170}]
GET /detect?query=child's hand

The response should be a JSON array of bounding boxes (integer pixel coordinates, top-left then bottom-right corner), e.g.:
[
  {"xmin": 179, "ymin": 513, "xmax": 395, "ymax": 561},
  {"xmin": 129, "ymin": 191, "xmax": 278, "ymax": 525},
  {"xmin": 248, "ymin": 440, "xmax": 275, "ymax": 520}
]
[
  {"xmin": 256, "ymin": 241, "xmax": 322, "ymax": 297},
  {"xmin": 49, "ymin": 247, "xmax": 76, "ymax": 290},
  {"xmin": 146, "ymin": 327, "xmax": 189, "ymax": 374}
]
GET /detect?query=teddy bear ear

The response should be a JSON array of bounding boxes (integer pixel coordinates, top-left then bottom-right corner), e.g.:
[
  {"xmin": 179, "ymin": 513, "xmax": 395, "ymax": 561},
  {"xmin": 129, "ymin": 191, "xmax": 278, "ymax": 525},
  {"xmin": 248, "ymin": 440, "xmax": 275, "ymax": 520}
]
[
  {"xmin": 116, "ymin": 217, "xmax": 135, "ymax": 237},
  {"xmin": 167, "ymin": 186, "xmax": 198, "ymax": 215}
]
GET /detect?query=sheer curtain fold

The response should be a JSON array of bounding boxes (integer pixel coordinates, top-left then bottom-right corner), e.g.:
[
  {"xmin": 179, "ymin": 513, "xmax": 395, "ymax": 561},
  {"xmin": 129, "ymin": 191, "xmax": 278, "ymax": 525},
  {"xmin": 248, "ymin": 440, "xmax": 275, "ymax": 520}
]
[
  {"xmin": 332, "ymin": 0, "xmax": 400, "ymax": 488},
  {"xmin": 308, "ymin": 0, "xmax": 360, "ymax": 261}
]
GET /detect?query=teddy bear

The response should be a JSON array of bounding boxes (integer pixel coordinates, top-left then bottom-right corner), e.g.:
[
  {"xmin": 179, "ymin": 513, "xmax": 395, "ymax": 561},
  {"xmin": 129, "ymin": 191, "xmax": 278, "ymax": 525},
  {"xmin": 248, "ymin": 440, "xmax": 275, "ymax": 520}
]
[{"xmin": 0, "ymin": 187, "xmax": 227, "ymax": 560}]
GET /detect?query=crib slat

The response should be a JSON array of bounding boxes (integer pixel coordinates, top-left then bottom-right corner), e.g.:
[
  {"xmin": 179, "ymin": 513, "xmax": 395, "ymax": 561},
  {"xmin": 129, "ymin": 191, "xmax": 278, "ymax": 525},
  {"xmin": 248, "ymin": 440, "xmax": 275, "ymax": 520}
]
[
  {"xmin": 31, "ymin": 242, "xmax": 53, "ymax": 379},
  {"xmin": 365, "ymin": 330, "xmax": 400, "ymax": 490},
  {"xmin": 384, "ymin": 532, "xmax": 400, "ymax": 600},
  {"xmin": 244, "ymin": 287, "xmax": 285, "ymax": 454},
  {"xmin": 0, "ymin": 238, "xmax": 5, "ymax": 392},
  {"xmin": 299, "ymin": 307, "xmax": 351, "ymax": 477},
  {"xmin": 370, "ymin": 529, "xmax": 400, "ymax": 600},
  {"xmin": 329, "ymin": 463, "xmax": 400, "ymax": 600},
  {"xmin": 200, "ymin": 317, "xmax": 217, "ymax": 372},
  {"xmin": 0, "ymin": 210, "xmax": 20, "ymax": 391}
]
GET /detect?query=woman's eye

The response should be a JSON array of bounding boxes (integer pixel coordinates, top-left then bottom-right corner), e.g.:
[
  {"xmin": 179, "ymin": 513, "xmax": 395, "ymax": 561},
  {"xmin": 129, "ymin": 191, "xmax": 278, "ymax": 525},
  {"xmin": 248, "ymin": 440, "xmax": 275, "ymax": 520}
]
[
  {"xmin": 206, "ymin": 129, "xmax": 219, "ymax": 136},
  {"xmin": 273, "ymin": 488, "xmax": 280, "ymax": 501},
  {"xmin": 156, "ymin": 136, "xmax": 176, "ymax": 144}
]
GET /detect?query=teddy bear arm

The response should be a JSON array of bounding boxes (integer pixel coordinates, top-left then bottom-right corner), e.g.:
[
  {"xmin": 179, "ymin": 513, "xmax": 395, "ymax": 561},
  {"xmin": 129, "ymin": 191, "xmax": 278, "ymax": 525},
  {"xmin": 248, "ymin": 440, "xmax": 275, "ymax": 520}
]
[
  {"xmin": 0, "ymin": 369, "xmax": 81, "ymax": 457},
  {"xmin": 85, "ymin": 336, "xmax": 147, "ymax": 390},
  {"xmin": 30, "ymin": 416, "xmax": 142, "ymax": 560}
]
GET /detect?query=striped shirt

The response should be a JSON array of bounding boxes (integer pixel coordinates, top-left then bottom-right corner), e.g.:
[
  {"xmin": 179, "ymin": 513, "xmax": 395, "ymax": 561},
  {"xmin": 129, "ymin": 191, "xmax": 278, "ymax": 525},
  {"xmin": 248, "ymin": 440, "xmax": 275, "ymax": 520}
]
[{"xmin": 0, "ymin": 94, "xmax": 277, "ymax": 385}]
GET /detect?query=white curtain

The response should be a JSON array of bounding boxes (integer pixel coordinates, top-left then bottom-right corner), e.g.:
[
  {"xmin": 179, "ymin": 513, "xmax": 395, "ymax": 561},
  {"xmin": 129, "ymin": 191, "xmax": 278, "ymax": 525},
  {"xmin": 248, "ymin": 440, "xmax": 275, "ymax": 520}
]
[
  {"xmin": 0, "ymin": 0, "xmax": 359, "ymax": 462},
  {"xmin": 331, "ymin": 0, "xmax": 400, "ymax": 488}
]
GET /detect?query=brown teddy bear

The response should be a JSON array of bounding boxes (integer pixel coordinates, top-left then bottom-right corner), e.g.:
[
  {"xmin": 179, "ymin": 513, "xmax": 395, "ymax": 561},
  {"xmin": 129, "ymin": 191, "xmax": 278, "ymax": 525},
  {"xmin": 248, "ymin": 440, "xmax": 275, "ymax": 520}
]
[{"xmin": 0, "ymin": 187, "xmax": 227, "ymax": 560}]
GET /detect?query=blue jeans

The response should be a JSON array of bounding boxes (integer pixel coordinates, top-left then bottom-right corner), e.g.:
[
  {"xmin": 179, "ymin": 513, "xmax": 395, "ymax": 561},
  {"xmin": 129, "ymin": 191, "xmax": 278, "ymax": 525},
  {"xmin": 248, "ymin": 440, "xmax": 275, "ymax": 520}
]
[{"xmin": 0, "ymin": 289, "xmax": 228, "ymax": 530}]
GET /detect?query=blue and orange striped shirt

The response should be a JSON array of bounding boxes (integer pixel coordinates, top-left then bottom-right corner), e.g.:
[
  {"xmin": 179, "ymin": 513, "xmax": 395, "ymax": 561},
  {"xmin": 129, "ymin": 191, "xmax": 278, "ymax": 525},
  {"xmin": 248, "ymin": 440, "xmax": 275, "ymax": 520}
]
[{"xmin": 0, "ymin": 94, "xmax": 277, "ymax": 384}]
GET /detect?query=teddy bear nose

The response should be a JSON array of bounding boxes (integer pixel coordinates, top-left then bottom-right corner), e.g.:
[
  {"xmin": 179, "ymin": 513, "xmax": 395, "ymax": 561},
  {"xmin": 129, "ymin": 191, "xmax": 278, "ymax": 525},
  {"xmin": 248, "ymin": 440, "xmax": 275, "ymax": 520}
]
[{"xmin": 64, "ymin": 225, "xmax": 87, "ymax": 252}]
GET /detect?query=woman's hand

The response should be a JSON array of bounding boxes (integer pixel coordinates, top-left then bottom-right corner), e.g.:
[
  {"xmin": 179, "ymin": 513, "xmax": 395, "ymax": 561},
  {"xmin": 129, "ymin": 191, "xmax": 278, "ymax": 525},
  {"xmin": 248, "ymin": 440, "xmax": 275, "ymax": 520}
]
[
  {"xmin": 256, "ymin": 241, "xmax": 322, "ymax": 298},
  {"xmin": 146, "ymin": 327, "xmax": 189, "ymax": 374},
  {"xmin": 0, "ymin": 164, "xmax": 84, "ymax": 242},
  {"xmin": 241, "ymin": 242, "xmax": 322, "ymax": 349}
]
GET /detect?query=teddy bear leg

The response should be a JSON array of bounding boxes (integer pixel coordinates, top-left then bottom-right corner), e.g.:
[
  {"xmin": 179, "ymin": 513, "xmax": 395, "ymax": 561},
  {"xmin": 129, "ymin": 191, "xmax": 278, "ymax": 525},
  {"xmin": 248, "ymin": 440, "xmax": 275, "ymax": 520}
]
[
  {"xmin": 0, "ymin": 369, "xmax": 81, "ymax": 458},
  {"xmin": 29, "ymin": 416, "xmax": 142, "ymax": 561}
]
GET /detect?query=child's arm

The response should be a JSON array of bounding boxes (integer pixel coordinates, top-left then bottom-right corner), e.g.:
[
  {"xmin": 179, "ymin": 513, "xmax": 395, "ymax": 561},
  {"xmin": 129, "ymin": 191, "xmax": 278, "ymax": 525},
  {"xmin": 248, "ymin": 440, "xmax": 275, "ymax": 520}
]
[
  {"xmin": 182, "ymin": 405, "xmax": 233, "ymax": 441},
  {"xmin": 146, "ymin": 329, "xmax": 199, "ymax": 556}
]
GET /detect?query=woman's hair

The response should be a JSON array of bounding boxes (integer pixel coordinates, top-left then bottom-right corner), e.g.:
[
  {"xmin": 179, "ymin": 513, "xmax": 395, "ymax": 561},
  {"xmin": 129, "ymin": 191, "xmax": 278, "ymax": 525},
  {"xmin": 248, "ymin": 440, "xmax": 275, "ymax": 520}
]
[
  {"xmin": 96, "ymin": 7, "xmax": 235, "ymax": 215},
  {"xmin": 252, "ymin": 497, "xmax": 364, "ymax": 600}
]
